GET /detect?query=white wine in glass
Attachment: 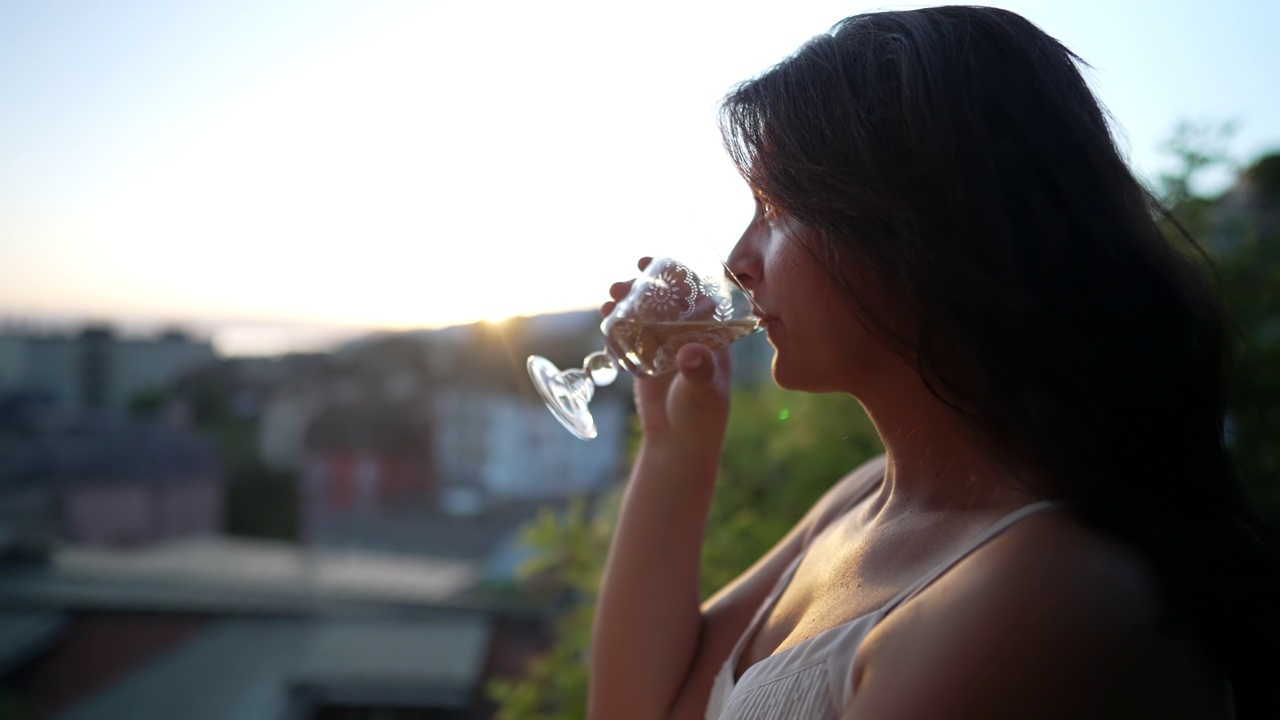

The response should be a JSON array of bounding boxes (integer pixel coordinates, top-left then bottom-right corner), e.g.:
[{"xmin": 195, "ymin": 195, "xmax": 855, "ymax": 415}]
[{"xmin": 527, "ymin": 256, "xmax": 762, "ymax": 440}]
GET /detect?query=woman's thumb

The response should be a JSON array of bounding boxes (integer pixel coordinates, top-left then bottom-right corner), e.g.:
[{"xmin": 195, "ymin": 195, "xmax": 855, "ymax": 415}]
[{"xmin": 677, "ymin": 343, "xmax": 716, "ymax": 386}]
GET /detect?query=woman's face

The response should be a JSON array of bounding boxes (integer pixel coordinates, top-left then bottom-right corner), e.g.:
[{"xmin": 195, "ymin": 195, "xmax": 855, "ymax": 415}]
[{"xmin": 726, "ymin": 197, "xmax": 900, "ymax": 396}]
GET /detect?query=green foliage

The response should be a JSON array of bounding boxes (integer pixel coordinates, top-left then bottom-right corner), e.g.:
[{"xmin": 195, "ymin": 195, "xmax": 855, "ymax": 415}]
[
  {"xmin": 223, "ymin": 466, "xmax": 299, "ymax": 540},
  {"xmin": 178, "ymin": 379, "xmax": 300, "ymax": 541},
  {"xmin": 1244, "ymin": 154, "xmax": 1280, "ymax": 196},
  {"xmin": 486, "ymin": 496, "xmax": 615, "ymax": 720},
  {"xmin": 121, "ymin": 379, "xmax": 300, "ymax": 540},
  {"xmin": 126, "ymin": 388, "xmax": 168, "ymax": 418},
  {"xmin": 0, "ymin": 691, "xmax": 29, "ymax": 720},
  {"xmin": 1198, "ymin": 154, "xmax": 1280, "ymax": 522},
  {"xmin": 703, "ymin": 385, "xmax": 882, "ymax": 593},
  {"xmin": 204, "ymin": 415, "xmax": 262, "ymax": 476},
  {"xmin": 120, "ymin": 380, "xmax": 297, "ymax": 541},
  {"xmin": 1221, "ymin": 247, "xmax": 1280, "ymax": 519},
  {"xmin": 1158, "ymin": 119, "xmax": 1239, "ymax": 207},
  {"xmin": 203, "ymin": 414, "xmax": 300, "ymax": 541},
  {"xmin": 487, "ymin": 383, "xmax": 883, "ymax": 718},
  {"xmin": 1160, "ymin": 131, "xmax": 1280, "ymax": 523}
]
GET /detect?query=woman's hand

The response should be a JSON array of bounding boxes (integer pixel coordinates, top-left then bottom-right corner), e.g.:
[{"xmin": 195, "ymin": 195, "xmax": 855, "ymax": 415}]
[{"xmin": 601, "ymin": 258, "xmax": 734, "ymax": 452}]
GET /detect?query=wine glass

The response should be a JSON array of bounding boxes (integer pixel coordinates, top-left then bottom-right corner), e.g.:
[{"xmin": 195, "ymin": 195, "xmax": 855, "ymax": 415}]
[{"xmin": 527, "ymin": 256, "xmax": 762, "ymax": 440}]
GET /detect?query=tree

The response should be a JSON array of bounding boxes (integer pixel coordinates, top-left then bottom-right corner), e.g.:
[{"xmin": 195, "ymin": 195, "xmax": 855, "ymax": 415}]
[
  {"xmin": 486, "ymin": 496, "xmax": 611, "ymax": 720},
  {"xmin": 1157, "ymin": 119, "xmax": 1239, "ymax": 210},
  {"xmin": 1200, "ymin": 154, "xmax": 1280, "ymax": 521},
  {"xmin": 701, "ymin": 384, "xmax": 882, "ymax": 594},
  {"xmin": 1156, "ymin": 122, "xmax": 1280, "ymax": 522}
]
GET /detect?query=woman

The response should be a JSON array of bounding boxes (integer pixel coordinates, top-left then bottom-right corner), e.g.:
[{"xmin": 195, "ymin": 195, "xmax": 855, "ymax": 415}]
[{"xmin": 589, "ymin": 6, "xmax": 1279, "ymax": 720}]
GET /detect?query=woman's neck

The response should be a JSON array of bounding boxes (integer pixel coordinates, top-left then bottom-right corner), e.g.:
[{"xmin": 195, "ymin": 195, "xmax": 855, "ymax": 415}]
[{"xmin": 857, "ymin": 366, "xmax": 1045, "ymax": 516}]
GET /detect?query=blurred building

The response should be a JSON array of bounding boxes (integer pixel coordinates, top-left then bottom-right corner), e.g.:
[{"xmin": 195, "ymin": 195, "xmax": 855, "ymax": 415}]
[
  {"xmin": 431, "ymin": 387, "xmax": 626, "ymax": 510},
  {"xmin": 0, "ymin": 534, "xmax": 546, "ymax": 720},
  {"xmin": 0, "ymin": 326, "xmax": 217, "ymax": 412},
  {"xmin": 256, "ymin": 313, "xmax": 632, "ymax": 557},
  {"xmin": 419, "ymin": 312, "xmax": 634, "ymax": 506},
  {"xmin": 0, "ymin": 412, "xmax": 224, "ymax": 548}
]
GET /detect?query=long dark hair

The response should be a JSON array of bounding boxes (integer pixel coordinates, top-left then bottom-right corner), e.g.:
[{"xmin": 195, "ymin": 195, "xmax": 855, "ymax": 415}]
[{"xmin": 720, "ymin": 6, "xmax": 1279, "ymax": 716}]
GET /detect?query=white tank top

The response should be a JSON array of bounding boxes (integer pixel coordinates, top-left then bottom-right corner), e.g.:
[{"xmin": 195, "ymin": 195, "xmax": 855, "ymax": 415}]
[{"xmin": 704, "ymin": 496, "xmax": 1058, "ymax": 720}]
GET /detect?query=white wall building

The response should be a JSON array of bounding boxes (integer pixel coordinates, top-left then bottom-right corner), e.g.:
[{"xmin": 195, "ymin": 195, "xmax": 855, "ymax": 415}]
[
  {"xmin": 108, "ymin": 336, "xmax": 219, "ymax": 407},
  {"xmin": 432, "ymin": 388, "xmax": 629, "ymax": 509}
]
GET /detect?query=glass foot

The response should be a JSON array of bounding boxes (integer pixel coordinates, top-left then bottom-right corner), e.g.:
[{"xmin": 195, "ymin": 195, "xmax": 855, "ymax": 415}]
[{"xmin": 527, "ymin": 355, "xmax": 597, "ymax": 440}]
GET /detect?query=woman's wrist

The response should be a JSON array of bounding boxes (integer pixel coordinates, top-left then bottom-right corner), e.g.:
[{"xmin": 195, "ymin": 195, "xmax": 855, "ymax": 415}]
[{"xmin": 635, "ymin": 432, "xmax": 725, "ymax": 485}]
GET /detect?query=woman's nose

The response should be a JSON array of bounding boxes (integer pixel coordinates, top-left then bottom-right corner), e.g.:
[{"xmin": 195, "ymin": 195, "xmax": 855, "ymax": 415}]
[{"xmin": 726, "ymin": 225, "xmax": 762, "ymax": 288}]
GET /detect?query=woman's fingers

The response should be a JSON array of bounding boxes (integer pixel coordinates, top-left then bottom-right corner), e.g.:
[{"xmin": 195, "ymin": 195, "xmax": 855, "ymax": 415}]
[
  {"xmin": 601, "ymin": 258, "xmax": 653, "ymax": 316},
  {"xmin": 609, "ymin": 280, "xmax": 634, "ymax": 301},
  {"xmin": 601, "ymin": 282, "xmax": 630, "ymax": 316}
]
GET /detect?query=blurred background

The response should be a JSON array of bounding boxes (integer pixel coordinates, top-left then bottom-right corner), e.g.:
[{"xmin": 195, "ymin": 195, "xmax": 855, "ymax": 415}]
[{"xmin": 1, "ymin": 1, "xmax": 1277, "ymax": 718}]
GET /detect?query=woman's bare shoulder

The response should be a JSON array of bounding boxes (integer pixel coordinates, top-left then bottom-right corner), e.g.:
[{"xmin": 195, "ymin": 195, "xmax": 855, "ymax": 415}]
[{"xmin": 849, "ymin": 510, "xmax": 1232, "ymax": 719}]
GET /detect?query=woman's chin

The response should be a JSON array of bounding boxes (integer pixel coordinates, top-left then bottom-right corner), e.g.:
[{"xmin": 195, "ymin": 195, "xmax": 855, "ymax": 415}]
[{"xmin": 770, "ymin": 360, "xmax": 817, "ymax": 393}]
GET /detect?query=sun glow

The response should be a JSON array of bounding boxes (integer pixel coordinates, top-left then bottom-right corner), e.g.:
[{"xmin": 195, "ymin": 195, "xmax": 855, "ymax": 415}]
[
  {"xmin": 0, "ymin": 2, "xmax": 760, "ymax": 354},
  {"xmin": 71, "ymin": 9, "xmax": 627, "ymax": 333},
  {"xmin": 10, "ymin": 1, "xmax": 1260, "ymax": 356}
]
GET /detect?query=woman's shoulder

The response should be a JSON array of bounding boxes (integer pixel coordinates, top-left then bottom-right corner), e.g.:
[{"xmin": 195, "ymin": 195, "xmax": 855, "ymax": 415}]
[
  {"xmin": 874, "ymin": 507, "xmax": 1165, "ymax": 667},
  {"xmin": 848, "ymin": 509, "xmax": 1233, "ymax": 719},
  {"xmin": 958, "ymin": 508, "xmax": 1160, "ymax": 626}
]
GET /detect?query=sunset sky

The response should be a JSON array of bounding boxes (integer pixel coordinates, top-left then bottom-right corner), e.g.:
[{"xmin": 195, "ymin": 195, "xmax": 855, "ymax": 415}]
[{"xmin": 2, "ymin": 0, "xmax": 1278, "ymax": 355}]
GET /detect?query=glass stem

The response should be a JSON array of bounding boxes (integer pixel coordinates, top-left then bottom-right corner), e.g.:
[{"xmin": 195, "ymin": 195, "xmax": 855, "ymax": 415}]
[
  {"xmin": 560, "ymin": 367, "xmax": 596, "ymax": 403},
  {"xmin": 583, "ymin": 350, "xmax": 618, "ymax": 387}
]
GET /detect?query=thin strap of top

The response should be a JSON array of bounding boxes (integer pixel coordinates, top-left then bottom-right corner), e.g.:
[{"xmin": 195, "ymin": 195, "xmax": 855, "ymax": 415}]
[
  {"xmin": 877, "ymin": 500, "xmax": 1058, "ymax": 617},
  {"xmin": 708, "ymin": 492, "xmax": 1059, "ymax": 719},
  {"xmin": 725, "ymin": 495, "xmax": 1057, "ymax": 677}
]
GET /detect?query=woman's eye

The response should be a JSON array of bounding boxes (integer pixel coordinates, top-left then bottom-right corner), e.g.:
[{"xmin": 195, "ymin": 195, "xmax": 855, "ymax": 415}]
[{"xmin": 753, "ymin": 192, "xmax": 780, "ymax": 223}]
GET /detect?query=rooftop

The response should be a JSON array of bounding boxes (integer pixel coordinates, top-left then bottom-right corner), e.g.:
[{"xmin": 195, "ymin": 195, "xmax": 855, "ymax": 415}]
[
  {"xmin": 55, "ymin": 615, "xmax": 492, "ymax": 720},
  {"xmin": 0, "ymin": 535, "xmax": 482, "ymax": 617}
]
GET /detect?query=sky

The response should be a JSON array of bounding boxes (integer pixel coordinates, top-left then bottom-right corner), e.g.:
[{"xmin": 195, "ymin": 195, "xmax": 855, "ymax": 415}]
[{"xmin": 2, "ymin": 0, "xmax": 1278, "ymax": 356}]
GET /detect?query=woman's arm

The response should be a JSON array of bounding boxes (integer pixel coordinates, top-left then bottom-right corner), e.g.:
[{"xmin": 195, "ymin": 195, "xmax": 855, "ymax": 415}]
[
  {"xmin": 588, "ymin": 328, "xmax": 884, "ymax": 719},
  {"xmin": 587, "ymin": 341, "xmax": 733, "ymax": 720}
]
